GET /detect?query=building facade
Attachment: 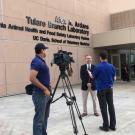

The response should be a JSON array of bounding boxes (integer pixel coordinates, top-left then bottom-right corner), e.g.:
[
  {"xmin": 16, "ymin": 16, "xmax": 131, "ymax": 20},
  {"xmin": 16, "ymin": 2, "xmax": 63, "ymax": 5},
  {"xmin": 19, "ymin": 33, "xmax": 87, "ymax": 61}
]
[
  {"xmin": 93, "ymin": 9, "xmax": 135, "ymax": 80},
  {"xmin": 0, "ymin": 0, "xmax": 110, "ymax": 97},
  {"xmin": 0, "ymin": 0, "xmax": 135, "ymax": 97}
]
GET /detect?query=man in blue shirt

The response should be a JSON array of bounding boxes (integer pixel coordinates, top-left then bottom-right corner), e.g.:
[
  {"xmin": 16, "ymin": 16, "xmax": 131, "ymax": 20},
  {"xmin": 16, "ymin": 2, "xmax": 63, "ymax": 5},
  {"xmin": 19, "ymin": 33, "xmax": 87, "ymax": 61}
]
[
  {"xmin": 92, "ymin": 52, "xmax": 116, "ymax": 132},
  {"xmin": 30, "ymin": 43, "xmax": 51, "ymax": 135}
]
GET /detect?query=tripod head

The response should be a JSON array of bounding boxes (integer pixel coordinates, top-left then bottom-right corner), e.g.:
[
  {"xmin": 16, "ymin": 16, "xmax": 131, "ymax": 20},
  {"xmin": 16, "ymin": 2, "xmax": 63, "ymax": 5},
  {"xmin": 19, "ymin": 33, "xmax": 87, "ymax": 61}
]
[{"xmin": 59, "ymin": 65, "xmax": 68, "ymax": 79}]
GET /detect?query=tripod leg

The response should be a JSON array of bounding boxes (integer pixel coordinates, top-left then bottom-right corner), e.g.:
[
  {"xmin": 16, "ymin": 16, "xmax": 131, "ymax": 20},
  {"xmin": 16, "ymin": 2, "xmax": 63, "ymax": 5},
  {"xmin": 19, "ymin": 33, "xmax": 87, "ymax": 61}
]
[
  {"xmin": 73, "ymin": 101, "xmax": 88, "ymax": 135},
  {"xmin": 69, "ymin": 104, "xmax": 78, "ymax": 135},
  {"xmin": 61, "ymin": 78, "xmax": 78, "ymax": 135},
  {"xmin": 63, "ymin": 76, "xmax": 88, "ymax": 135},
  {"xmin": 65, "ymin": 76, "xmax": 83, "ymax": 116},
  {"xmin": 51, "ymin": 75, "xmax": 61, "ymax": 102}
]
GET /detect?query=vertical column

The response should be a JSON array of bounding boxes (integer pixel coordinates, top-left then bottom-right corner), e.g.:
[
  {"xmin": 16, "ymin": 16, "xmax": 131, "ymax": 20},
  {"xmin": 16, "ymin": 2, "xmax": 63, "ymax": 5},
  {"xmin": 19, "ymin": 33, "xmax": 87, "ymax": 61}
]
[
  {"xmin": 0, "ymin": 0, "xmax": 3, "ymax": 21},
  {"xmin": 0, "ymin": 1, "xmax": 6, "ymax": 97}
]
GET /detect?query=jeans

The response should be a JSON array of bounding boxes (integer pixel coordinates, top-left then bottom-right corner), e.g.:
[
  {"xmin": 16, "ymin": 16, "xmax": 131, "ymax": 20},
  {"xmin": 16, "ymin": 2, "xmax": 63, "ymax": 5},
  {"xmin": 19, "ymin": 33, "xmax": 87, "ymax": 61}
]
[{"xmin": 32, "ymin": 92, "xmax": 50, "ymax": 135}]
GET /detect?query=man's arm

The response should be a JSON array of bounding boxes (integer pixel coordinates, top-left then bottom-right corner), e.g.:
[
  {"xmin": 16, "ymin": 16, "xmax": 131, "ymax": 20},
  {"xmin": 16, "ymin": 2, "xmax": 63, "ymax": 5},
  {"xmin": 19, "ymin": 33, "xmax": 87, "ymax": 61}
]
[
  {"xmin": 30, "ymin": 69, "xmax": 50, "ymax": 96},
  {"xmin": 88, "ymin": 64, "xmax": 95, "ymax": 78},
  {"xmin": 87, "ymin": 70, "xmax": 94, "ymax": 78}
]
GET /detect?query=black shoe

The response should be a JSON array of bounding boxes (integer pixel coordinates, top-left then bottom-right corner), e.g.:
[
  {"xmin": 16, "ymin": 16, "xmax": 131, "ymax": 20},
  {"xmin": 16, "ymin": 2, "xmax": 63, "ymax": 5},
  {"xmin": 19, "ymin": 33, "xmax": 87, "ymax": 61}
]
[
  {"xmin": 109, "ymin": 126, "xmax": 116, "ymax": 131},
  {"xmin": 99, "ymin": 126, "xmax": 109, "ymax": 132},
  {"xmin": 94, "ymin": 112, "xmax": 100, "ymax": 116},
  {"xmin": 81, "ymin": 113, "xmax": 88, "ymax": 117}
]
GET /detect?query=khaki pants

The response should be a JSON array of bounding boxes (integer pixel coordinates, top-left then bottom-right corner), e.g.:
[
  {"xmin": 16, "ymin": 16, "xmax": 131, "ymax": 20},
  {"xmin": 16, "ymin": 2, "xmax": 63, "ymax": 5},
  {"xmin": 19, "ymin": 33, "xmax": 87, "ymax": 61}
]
[{"xmin": 82, "ymin": 83, "xmax": 98, "ymax": 114}]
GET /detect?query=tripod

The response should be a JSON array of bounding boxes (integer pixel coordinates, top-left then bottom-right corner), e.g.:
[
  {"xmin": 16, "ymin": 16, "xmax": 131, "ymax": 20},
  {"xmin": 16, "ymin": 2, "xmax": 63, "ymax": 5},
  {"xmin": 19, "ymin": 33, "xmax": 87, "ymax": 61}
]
[{"xmin": 51, "ymin": 68, "xmax": 88, "ymax": 135}]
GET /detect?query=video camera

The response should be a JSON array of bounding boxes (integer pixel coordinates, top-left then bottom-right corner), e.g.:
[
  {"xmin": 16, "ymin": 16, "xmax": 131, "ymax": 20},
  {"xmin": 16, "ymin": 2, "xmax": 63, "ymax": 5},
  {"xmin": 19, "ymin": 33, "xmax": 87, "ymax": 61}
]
[{"xmin": 52, "ymin": 50, "xmax": 75, "ymax": 75}]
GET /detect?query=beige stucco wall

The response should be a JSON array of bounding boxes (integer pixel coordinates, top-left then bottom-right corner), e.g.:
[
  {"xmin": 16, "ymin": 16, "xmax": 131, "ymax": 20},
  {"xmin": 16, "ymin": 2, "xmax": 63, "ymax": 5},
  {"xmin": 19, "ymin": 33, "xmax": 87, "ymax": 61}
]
[
  {"xmin": 109, "ymin": 0, "xmax": 135, "ymax": 13},
  {"xmin": 0, "ymin": 0, "xmax": 110, "ymax": 96},
  {"xmin": 92, "ymin": 0, "xmax": 135, "ymax": 49},
  {"xmin": 111, "ymin": 9, "xmax": 135, "ymax": 30}
]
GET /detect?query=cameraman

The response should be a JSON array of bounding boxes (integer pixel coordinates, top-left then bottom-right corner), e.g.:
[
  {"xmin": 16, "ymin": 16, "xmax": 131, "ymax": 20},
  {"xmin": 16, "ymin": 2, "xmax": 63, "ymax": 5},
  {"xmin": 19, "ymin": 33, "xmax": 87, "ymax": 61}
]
[{"xmin": 30, "ymin": 43, "xmax": 51, "ymax": 135}]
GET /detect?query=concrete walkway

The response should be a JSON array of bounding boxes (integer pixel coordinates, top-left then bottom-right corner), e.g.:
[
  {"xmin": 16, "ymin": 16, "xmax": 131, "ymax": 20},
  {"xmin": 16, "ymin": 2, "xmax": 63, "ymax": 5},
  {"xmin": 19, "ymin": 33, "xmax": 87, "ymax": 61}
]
[{"xmin": 0, "ymin": 81, "xmax": 135, "ymax": 135}]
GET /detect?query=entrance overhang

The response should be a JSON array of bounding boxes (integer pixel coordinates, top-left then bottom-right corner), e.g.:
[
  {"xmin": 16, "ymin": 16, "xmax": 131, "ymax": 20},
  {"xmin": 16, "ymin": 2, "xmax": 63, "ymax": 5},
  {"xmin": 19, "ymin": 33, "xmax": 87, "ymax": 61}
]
[{"xmin": 92, "ymin": 27, "xmax": 135, "ymax": 49}]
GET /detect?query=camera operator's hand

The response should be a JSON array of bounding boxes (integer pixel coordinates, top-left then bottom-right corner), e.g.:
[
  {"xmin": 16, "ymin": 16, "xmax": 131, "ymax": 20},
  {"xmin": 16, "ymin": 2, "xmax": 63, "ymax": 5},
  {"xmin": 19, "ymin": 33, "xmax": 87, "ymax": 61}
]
[{"xmin": 43, "ymin": 88, "xmax": 51, "ymax": 97}]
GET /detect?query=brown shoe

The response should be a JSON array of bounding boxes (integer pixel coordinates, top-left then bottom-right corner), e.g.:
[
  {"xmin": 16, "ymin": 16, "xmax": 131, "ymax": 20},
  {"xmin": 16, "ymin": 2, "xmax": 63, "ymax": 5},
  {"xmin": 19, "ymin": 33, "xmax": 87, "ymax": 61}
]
[
  {"xmin": 81, "ymin": 113, "xmax": 87, "ymax": 117},
  {"xmin": 94, "ymin": 112, "xmax": 99, "ymax": 116}
]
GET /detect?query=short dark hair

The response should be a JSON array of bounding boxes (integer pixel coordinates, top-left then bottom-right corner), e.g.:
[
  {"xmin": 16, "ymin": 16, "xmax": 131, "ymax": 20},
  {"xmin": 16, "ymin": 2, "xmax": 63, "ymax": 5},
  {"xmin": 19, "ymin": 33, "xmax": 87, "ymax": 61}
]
[
  {"xmin": 99, "ymin": 52, "xmax": 107, "ymax": 60},
  {"xmin": 35, "ymin": 43, "xmax": 48, "ymax": 54}
]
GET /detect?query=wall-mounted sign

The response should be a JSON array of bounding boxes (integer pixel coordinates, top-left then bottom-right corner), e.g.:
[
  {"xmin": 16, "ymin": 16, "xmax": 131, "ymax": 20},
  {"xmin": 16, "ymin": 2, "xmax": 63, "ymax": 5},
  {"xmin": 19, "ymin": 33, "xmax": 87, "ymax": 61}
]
[{"xmin": 0, "ymin": 16, "xmax": 91, "ymax": 46}]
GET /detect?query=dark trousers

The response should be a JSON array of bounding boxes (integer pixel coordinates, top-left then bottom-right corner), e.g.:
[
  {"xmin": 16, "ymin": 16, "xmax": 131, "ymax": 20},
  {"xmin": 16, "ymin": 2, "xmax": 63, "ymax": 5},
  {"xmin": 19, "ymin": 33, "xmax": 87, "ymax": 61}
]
[
  {"xmin": 32, "ymin": 92, "xmax": 50, "ymax": 135},
  {"xmin": 97, "ymin": 88, "xmax": 116, "ymax": 129}
]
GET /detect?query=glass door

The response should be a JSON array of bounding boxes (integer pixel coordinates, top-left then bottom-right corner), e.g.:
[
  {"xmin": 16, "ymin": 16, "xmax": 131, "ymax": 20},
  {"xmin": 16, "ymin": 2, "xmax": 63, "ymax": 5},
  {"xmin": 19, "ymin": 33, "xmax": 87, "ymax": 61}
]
[
  {"xmin": 111, "ymin": 54, "xmax": 121, "ymax": 79},
  {"xmin": 130, "ymin": 54, "xmax": 135, "ymax": 79}
]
